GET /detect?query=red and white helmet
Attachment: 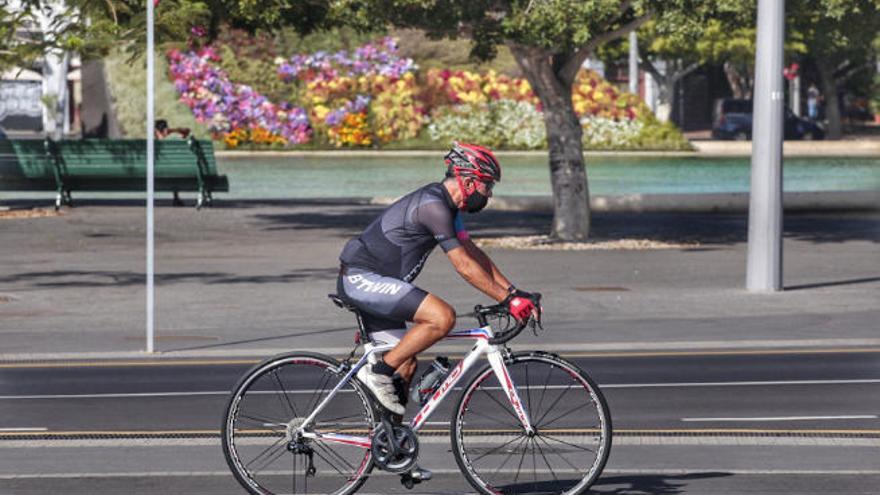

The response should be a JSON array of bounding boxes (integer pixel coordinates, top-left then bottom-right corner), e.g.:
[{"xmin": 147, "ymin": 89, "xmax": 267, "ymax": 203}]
[{"xmin": 444, "ymin": 142, "xmax": 501, "ymax": 182}]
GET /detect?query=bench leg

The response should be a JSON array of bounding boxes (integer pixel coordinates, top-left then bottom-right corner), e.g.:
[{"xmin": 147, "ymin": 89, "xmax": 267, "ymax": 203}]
[
  {"xmin": 55, "ymin": 190, "xmax": 72, "ymax": 210},
  {"xmin": 172, "ymin": 191, "xmax": 184, "ymax": 207},
  {"xmin": 196, "ymin": 191, "xmax": 204, "ymax": 210}
]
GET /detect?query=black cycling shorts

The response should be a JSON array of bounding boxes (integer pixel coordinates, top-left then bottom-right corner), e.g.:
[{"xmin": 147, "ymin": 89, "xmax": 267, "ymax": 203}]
[{"xmin": 337, "ymin": 267, "xmax": 429, "ymax": 332}]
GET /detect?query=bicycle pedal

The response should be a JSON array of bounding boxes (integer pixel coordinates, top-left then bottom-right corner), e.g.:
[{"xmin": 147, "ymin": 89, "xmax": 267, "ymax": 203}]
[{"xmin": 400, "ymin": 472, "xmax": 421, "ymax": 490}]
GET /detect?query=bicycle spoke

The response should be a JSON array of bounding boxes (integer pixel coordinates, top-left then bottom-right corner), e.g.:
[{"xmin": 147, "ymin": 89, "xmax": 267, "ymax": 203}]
[
  {"xmin": 540, "ymin": 432, "xmax": 597, "ymax": 454},
  {"xmin": 236, "ymin": 413, "xmax": 287, "ymax": 432},
  {"xmin": 532, "ymin": 434, "xmax": 559, "ymax": 483},
  {"xmin": 530, "ymin": 436, "xmax": 538, "ymax": 490},
  {"xmin": 536, "ymin": 434, "xmax": 581, "ymax": 473},
  {"xmin": 244, "ymin": 435, "xmax": 285, "ymax": 468},
  {"xmin": 534, "ymin": 382, "xmax": 574, "ymax": 426},
  {"xmin": 269, "ymin": 370, "xmax": 297, "ymax": 420},
  {"xmin": 479, "ymin": 386, "xmax": 521, "ymax": 425},
  {"xmin": 306, "ymin": 372, "xmax": 333, "ymax": 416},
  {"xmin": 312, "ymin": 444, "xmax": 348, "ymax": 476},
  {"xmin": 513, "ymin": 433, "xmax": 529, "ymax": 484},
  {"xmin": 490, "ymin": 435, "xmax": 529, "ymax": 479},
  {"xmin": 534, "ymin": 363, "xmax": 554, "ymax": 422},
  {"xmin": 539, "ymin": 401, "xmax": 590, "ymax": 429},
  {"xmin": 249, "ymin": 439, "xmax": 288, "ymax": 474},
  {"xmin": 470, "ymin": 433, "xmax": 525, "ymax": 464},
  {"xmin": 275, "ymin": 369, "xmax": 300, "ymax": 418},
  {"xmin": 461, "ymin": 405, "xmax": 521, "ymax": 431},
  {"xmin": 313, "ymin": 439, "xmax": 358, "ymax": 473}
]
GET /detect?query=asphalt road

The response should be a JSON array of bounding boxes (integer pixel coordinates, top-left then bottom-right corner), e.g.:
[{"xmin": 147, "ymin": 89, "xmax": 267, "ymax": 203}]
[
  {"xmin": 1, "ymin": 349, "xmax": 878, "ymax": 494},
  {"xmin": 1, "ymin": 350, "xmax": 879, "ymax": 432}
]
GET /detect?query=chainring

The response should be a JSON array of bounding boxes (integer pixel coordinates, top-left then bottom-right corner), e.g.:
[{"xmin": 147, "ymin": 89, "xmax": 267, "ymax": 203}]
[{"xmin": 371, "ymin": 422, "xmax": 419, "ymax": 474}]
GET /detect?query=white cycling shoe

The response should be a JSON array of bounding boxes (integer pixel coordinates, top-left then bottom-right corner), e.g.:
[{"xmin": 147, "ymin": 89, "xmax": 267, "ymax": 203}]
[
  {"xmin": 408, "ymin": 464, "xmax": 432, "ymax": 481},
  {"xmin": 357, "ymin": 365, "xmax": 406, "ymax": 415}
]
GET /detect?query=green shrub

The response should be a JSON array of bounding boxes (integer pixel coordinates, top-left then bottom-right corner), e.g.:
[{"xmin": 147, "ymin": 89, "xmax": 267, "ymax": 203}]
[{"xmin": 427, "ymin": 100, "xmax": 546, "ymax": 149}]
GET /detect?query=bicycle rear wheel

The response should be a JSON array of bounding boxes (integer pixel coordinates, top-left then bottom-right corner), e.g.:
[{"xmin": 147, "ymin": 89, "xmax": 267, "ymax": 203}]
[
  {"xmin": 451, "ymin": 351, "xmax": 611, "ymax": 495},
  {"xmin": 222, "ymin": 352, "xmax": 375, "ymax": 495}
]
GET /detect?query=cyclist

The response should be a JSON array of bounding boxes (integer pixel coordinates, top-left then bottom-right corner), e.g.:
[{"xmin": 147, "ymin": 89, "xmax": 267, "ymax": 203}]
[{"xmin": 337, "ymin": 142, "xmax": 539, "ymax": 422}]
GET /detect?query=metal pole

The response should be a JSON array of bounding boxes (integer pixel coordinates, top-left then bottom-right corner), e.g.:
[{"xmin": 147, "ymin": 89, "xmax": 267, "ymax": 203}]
[
  {"xmin": 792, "ymin": 75, "xmax": 801, "ymax": 116},
  {"xmin": 146, "ymin": 0, "xmax": 156, "ymax": 352},
  {"xmin": 746, "ymin": 0, "xmax": 785, "ymax": 292},
  {"xmin": 629, "ymin": 31, "xmax": 639, "ymax": 95}
]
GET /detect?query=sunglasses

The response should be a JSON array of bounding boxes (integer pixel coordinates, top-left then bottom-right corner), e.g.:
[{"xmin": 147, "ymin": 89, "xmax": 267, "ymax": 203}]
[{"xmin": 469, "ymin": 178, "xmax": 495, "ymax": 192}]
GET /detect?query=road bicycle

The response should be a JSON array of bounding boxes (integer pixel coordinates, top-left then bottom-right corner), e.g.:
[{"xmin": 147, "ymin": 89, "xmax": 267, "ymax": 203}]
[{"xmin": 222, "ymin": 294, "xmax": 612, "ymax": 495}]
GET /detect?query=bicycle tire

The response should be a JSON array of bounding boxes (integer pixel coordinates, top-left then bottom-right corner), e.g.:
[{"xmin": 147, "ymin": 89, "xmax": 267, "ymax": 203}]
[
  {"xmin": 222, "ymin": 351, "xmax": 375, "ymax": 495},
  {"xmin": 451, "ymin": 351, "xmax": 612, "ymax": 495}
]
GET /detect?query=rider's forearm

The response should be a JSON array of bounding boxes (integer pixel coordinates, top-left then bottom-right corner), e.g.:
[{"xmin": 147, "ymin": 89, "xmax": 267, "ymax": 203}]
[
  {"xmin": 465, "ymin": 243, "xmax": 512, "ymax": 290},
  {"xmin": 453, "ymin": 252, "xmax": 509, "ymax": 302}
]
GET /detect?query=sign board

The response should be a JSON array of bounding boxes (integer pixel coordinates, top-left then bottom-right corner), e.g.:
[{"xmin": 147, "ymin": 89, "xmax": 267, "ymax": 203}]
[{"xmin": 0, "ymin": 81, "xmax": 43, "ymax": 131}]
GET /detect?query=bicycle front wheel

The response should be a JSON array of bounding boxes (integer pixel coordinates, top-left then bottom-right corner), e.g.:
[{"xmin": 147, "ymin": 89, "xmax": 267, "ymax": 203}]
[
  {"xmin": 222, "ymin": 352, "xmax": 375, "ymax": 495},
  {"xmin": 451, "ymin": 351, "xmax": 612, "ymax": 495}
]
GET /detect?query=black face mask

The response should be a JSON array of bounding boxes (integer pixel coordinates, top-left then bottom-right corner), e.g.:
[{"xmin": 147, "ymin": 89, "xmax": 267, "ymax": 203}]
[{"xmin": 464, "ymin": 191, "xmax": 489, "ymax": 213}]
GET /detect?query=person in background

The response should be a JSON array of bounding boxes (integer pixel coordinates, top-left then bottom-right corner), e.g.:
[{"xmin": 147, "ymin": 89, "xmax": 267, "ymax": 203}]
[
  {"xmin": 154, "ymin": 119, "xmax": 190, "ymax": 139},
  {"xmin": 807, "ymin": 84, "xmax": 821, "ymax": 121}
]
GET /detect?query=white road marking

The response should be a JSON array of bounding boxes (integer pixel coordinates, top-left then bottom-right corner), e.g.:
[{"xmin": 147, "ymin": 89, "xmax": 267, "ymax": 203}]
[
  {"xmin": 2, "ymin": 468, "xmax": 880, "ymax": 479},
  {"xmin": 0, "ymin": 378, "xmax": 878, "ymax": 400},
  {"xmin": 682, "ymin": 415, "xmax": 879, "ymax": 422},
  {"xmin": 0, "ymin": 428, "xmax": 48, "ymax": 432},
  {"xmin": 603, "ymin": 378, "xmax": 880, "ymax": 388}
]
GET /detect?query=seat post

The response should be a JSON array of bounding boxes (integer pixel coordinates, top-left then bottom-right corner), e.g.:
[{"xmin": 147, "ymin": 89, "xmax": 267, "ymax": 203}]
[{"xmin": 354, "ymin": 311, "xmax": 370, "ymax": 344}]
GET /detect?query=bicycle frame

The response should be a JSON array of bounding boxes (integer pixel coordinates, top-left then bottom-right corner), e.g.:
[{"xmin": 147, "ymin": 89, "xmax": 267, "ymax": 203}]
[{"xmin": 298, "ymin": 325, "xmax": 533, "ymax": 448}]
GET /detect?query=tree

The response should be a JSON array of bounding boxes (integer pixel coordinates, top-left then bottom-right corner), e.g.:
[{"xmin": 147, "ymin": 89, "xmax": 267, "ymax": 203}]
[
  {"xmin": 343, "ymin": 0, "xmax": 737, "ymax": 241},
  {"xmin": 791, "ymin": 0, "xmax": 879, "ymax": 139}
]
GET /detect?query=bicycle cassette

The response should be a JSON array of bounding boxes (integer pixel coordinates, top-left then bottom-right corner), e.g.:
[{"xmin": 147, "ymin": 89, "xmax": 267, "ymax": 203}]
[{"xmin": 371, "ymin": 420, "xmax": 419, "ymax": 474}]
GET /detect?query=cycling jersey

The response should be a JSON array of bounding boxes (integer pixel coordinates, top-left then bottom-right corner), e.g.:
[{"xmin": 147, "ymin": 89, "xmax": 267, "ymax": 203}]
[
  {"xmin": 337, "ymin": 182, "xmax": 468, "ymax": 330},
  {"xmin": 339, "ymin": 182, "xmax": 468, "ymax": 282}
]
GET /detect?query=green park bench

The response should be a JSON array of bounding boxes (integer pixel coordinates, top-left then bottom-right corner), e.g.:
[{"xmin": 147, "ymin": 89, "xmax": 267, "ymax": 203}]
[{"xmin": 0, "ymin": 138, "xmax": 229, "ymax": 209}]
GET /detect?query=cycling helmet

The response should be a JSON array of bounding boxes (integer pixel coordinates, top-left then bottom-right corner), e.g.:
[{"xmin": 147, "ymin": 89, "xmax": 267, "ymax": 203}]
[{"xmin": 444, "ymin": 142, "xmax": 501, "ymax": 182}]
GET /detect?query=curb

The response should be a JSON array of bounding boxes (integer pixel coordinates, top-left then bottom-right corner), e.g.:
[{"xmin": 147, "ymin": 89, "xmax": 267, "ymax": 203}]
[
  {"xmin": 372, "ymin": 191, "xmax": 880, "ymax": 213},
  {"xmin": 214, "ymin": 140, "xmax": 880, "ymax": 159}
]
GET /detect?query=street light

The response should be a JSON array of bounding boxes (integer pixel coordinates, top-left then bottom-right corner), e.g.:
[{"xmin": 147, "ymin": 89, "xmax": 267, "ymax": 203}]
[{"xmin": 746, "ymin": 0, "xmax": 786, "ymax": 292}]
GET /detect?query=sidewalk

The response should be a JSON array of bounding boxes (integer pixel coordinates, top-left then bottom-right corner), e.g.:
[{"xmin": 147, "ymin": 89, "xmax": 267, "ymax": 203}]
[{"xmin": 0, "ymin": 200, "xmax": 877, "ymax": 361}]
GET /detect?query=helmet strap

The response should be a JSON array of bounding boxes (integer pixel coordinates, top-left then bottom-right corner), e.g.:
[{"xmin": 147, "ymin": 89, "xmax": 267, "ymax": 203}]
[{"xmin": 454, "ymin": 173, "xmax": 474, "ymax": 210}]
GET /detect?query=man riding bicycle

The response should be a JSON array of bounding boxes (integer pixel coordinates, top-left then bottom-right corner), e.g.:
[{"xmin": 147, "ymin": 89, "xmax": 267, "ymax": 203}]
[{"xmin": 337, "ymin": 143, "xmax": 539, "ymax": 427}]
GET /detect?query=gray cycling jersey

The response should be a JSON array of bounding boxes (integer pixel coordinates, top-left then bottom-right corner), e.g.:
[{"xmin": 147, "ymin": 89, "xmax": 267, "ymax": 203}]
[{"xmin": 339, "ymin": 182, "xmax": 468, "ymax": 282}]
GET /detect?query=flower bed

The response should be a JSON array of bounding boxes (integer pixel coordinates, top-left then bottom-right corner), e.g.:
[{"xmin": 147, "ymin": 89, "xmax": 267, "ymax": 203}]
[{"xmin": 167, "ymin": 34, "xmax": 689, "ymax": 150}]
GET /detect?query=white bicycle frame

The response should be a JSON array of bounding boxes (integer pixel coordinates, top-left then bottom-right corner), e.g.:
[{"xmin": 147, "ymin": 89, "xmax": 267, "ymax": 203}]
[{"xmin": 298, "ymin": 325, "xmax": 533, "ymax": 448}]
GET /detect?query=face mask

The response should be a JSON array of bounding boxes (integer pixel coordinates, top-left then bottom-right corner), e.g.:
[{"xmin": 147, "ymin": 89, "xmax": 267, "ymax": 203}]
[{"xmin": 464, "ymin": 190, "xmax": 489, "ymax": 213}]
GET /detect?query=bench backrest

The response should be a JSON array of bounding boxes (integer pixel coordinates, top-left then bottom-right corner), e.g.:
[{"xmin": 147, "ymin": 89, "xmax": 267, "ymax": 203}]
[
  {"xmin": 54, "ymin": 139, "xmax": 218, "ymax": 178},
  {"xmin": 0, "ymin": 139, "xmax": 218, "ymax": 181},
  {"xmin": 0, "ymin": 139, "xmax": 55, "ymax": 181}
]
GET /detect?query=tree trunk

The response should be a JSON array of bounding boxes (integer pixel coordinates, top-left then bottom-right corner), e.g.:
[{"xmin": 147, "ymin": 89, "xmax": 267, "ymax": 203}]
[
  {"xmin": 641, "ymin": 59, "xmax": 673, "ymax": 122},
  {"xmin": 723, "ymin": 61, "xmax": 753, "ymax": 100},
  {"xmin": 511, "ymin": 45, "xmax": 590, "ymax": 241},
  {"xmin": 816, "ymin": 60, "xmax": 842, "ymax": 140}
]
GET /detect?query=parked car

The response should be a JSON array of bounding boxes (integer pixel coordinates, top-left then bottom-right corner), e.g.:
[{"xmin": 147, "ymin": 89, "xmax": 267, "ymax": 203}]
[{"xmin": 712, "ymin": 98, "xmax": 825, "ymax": 140}]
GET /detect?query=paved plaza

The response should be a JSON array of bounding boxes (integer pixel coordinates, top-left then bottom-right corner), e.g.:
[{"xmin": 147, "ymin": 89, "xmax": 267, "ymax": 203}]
[{"xmin": 0, "ymin": 199, "xmax": 877, "ymax": 359}]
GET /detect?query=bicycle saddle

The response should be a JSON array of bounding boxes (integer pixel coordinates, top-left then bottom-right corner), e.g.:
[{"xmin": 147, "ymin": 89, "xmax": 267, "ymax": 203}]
[{"xmin": 328, "ymin": 294, "xmax": 360, "ymax": 314}]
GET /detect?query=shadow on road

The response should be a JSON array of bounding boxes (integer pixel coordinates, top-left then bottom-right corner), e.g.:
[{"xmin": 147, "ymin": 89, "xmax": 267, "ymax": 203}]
[
  {"xmin": 785, "ymin": 276, "xmax": 880, "ymax": 291},
  {"xmin": 0, "ymin": 267, "xmax": 339, "ymax": 288},
  {"xmin": 593, "ymin": 471, "xmax": 734, "ymax": 494}
]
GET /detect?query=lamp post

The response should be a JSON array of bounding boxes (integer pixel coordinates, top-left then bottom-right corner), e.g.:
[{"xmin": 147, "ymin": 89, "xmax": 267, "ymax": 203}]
[
  {"xmin": 746, "ymin": 0, "xmax": 786, "ymax": 292},
  {"xmin": 145, "ymin": 0, "xmax": 156, "ymax": 352}
]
